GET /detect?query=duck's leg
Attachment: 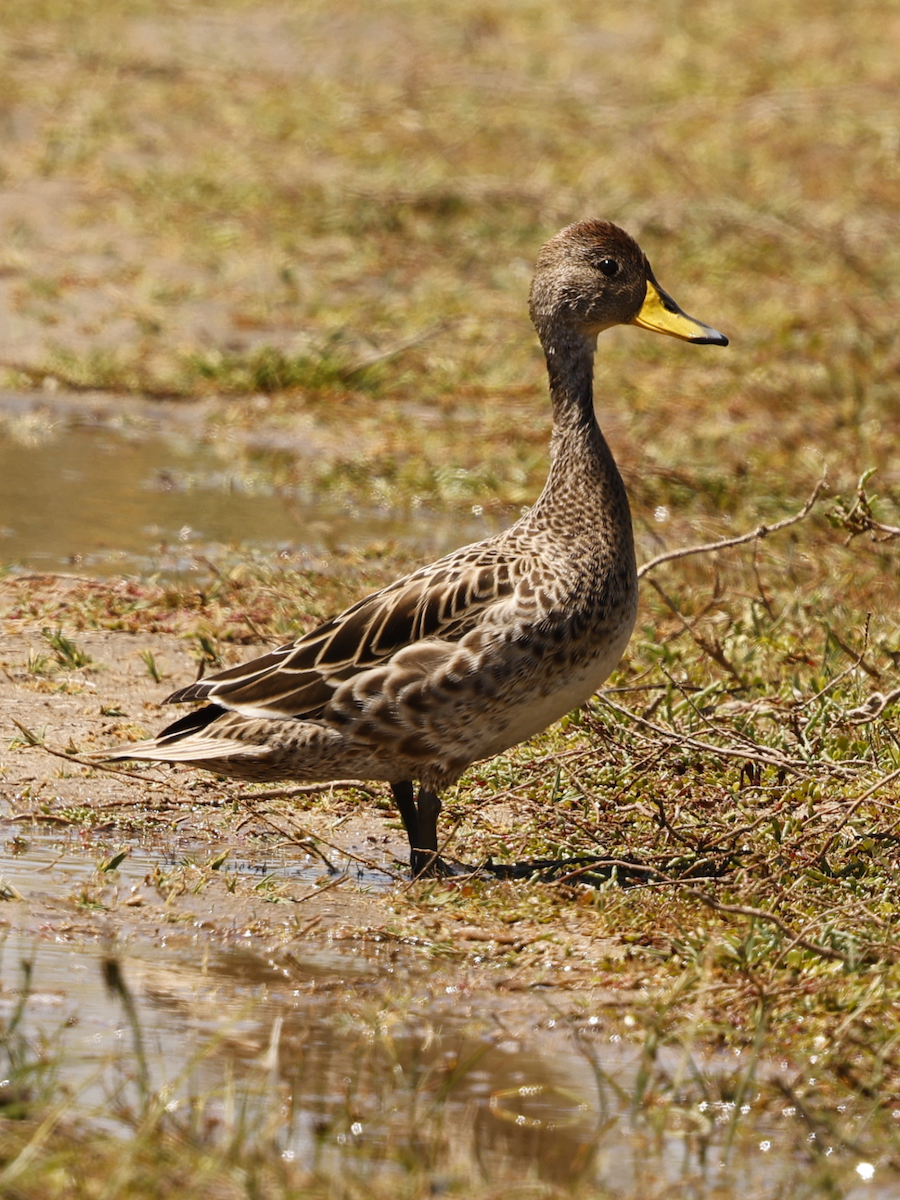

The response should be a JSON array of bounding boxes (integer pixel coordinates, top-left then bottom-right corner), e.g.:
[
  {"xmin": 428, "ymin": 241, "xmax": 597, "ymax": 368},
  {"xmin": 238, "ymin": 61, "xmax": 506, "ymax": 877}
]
[
  {"xmin": 390, "ymin": 782, "xmax": 445, "ymax": 876},
  {"xmin": 413, "ymin": 788, "xmax": 443, "ymax": 876},
  {"xmin": 415, "ymin": 788, "xmax": 441, "ymax": 851},
  {"xmin": 391, "ymin": 781, "xmax": 419, "ymax": 858}
]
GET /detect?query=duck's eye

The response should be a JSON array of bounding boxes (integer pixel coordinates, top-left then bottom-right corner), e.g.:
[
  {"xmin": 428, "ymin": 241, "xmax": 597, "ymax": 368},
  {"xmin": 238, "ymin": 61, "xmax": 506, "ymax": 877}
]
[{"xmin": 598, "ymin": 258, "xmax": 620, "ymax": 277}]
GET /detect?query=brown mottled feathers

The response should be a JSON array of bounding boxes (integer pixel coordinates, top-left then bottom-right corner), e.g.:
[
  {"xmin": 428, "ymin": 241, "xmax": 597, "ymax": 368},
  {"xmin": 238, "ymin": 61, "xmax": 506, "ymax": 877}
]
[{"xmin": 164, "ymin": 546, "xmax": 520, "ymax": 719}]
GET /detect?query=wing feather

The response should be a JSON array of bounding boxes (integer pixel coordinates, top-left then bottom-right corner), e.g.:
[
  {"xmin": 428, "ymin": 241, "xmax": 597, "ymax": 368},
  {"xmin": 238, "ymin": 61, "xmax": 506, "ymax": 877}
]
[{"xmin": 163, "ymin": 547, "xmax": 523, "ymax": 720}]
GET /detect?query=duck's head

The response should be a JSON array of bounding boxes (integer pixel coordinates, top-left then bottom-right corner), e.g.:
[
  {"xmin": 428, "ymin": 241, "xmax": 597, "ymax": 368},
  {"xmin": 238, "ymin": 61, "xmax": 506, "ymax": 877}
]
[{"xmin": 529, "ymin": 220, "xmax": 728, "ymax": 349}]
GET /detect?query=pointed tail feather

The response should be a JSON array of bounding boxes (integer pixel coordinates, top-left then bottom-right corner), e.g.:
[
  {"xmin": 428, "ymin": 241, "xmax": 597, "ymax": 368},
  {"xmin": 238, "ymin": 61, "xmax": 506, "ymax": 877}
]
[
  {"xmin": 85, "ymin": 701, "xmax": 271, "ymax": 766},
  {"xmin": 89, "ymin": 734, "xmax": 269, "ymax": 766}
]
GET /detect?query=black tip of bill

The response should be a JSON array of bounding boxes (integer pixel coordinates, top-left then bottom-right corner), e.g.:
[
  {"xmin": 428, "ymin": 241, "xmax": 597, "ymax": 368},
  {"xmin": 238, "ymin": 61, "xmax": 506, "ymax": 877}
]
[{"xmin": 689, "ymin": 327, "xmax": 729, "ymax": 347}]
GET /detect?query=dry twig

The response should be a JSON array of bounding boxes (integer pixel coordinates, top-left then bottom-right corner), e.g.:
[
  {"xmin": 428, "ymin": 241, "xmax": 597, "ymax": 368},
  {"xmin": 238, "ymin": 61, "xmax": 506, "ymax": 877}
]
[
  {"xmin": 638, "ymin": 477, "xmax": 827, "ymax": 579},
  {"xmin": 10, "ymin": 719, "xmax": 169, "ymax": 784},
  {"xmin": 594, "ymin": 695, "xmax": 854, "ymax": 779}
]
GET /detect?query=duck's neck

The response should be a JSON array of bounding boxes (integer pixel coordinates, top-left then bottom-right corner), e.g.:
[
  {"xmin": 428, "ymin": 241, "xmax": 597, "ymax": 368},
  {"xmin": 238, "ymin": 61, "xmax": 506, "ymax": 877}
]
[{"xmin": 529, "ymin": 327, "xmax": 633, "ymax": 551}]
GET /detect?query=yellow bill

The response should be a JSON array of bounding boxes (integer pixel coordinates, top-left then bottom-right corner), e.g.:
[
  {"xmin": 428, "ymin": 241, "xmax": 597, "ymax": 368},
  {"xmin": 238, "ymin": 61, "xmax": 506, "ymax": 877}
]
[{"xmin": 632, "ymin": 275, "xmax": 728, "ymax": 346}]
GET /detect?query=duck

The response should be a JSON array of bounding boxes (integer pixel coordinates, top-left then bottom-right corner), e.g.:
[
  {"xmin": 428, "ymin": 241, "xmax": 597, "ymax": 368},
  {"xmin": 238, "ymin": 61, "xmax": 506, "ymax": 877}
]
[{"xmin": 96, "ymin": 221, "xmax": 727, "ymax": 876}]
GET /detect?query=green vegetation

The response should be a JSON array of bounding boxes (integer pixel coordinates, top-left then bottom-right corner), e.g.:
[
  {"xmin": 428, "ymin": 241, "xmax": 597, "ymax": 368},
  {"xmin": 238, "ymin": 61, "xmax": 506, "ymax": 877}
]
[
  {"xmin": 41, "ymin": 629, "xmax": 92, "ymax": 671},
  {"xmin": 0, "ymin": 0, "xmax": 897, "ymax": 525},
  {"xmin": 2, "ymin": 0, "xmax": 900, "ymax": 1194}
]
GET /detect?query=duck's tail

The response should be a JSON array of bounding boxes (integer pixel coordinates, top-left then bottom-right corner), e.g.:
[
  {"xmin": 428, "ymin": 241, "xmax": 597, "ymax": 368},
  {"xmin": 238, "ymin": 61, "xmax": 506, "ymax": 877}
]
[{"xmin": 88, "ymin": 704, "xmax": 267, "ymax": 767}]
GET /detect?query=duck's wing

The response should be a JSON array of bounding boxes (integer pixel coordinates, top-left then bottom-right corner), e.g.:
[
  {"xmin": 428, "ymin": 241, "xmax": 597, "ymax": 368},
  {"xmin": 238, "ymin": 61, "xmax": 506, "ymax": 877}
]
[{"xmin": 163, "ymin": 546, "xmax": 521, "ymax": 720}]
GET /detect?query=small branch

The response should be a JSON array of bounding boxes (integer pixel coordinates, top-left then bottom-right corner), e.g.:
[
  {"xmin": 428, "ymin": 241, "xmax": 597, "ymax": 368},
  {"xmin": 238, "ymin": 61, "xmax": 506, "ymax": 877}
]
[
  {"xmin": 11, "ymin": 720, "xmax": 168, "ymax": 784},
  {"xmin": 802, "ymin": 617, "xmax": 876, "ymax": 709},
  {"xmin": 240, "ymin": 798, "xmax": 403, "ymax": 882},
  {"xmin": 399, "ymin": 812, "xmax": 468, "ymax": 892},
  {"xmin": 806, "ymin": 765, "xmax": 900, "ymax": 867},
  {"xmin": 638, "ymin": 478, "xmax": 826, "ymax": 579},
  {"xmin": 595, "ymin": 695, "xmax": 844, "ymax": 779},
  {"xmin": 647, "ymin": 578, "xmax": 745, "ymax": 686},
  {"xmin": 245, "ymin": 808, "xmax": 338, "ymax": 872},
  {"xmin": 829, "ymin": 470, "xmax": 900, "ymax": 543},
  {"xmin": 680, "ymin": 887, "xmax": 852, "ymax": 964},
  {"xmin": 826, "ymin": 619, "xmax": 880, "ymax": 681},
  {"xmin": 861, "ymin": 517, "xmax": 900, "ymax": 539},
  {"xmin": 845, "ymin": 687, "xmax": 900, "ymax": 724}
]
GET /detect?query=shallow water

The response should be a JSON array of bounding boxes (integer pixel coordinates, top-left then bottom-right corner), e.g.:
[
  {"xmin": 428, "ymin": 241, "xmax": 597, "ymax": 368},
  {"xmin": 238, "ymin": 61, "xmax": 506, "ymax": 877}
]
[
  {"xmin": 1, "ymin": 828, "xmax": 613, "ymax": 1187},
  {"xmin": 0, "ymin": 823, "xmax": 395, "ymax": 898},
  {"xmin": 0, "ymin": 394, "xmax": 487, "ymax": 575},
  {"xmin": 0, "ymin": 830, "xmax": 886, "ymax": 1197},
  {"xmin": 2, "ymin": 927, "xmax": 884, "ymax": 1195}
]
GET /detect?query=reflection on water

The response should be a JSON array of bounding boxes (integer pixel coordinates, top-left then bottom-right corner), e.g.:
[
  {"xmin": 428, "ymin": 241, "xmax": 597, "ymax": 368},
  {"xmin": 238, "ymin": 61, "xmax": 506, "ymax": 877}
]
[
  {"xmin": 2, "ymin": 923, "xmax": 880, "ymax": 1196},
  {"xmin": 0, "ymin": 828, "xmax": 607, "ymax": 1189},
  {"xmin": 0, "ymin": 411, "xmax": 488, "ymax": 576},
  {"xmin": 0, "ymin": 933, "xmax": 609, "ymax": 1189},
  {"xmin": 0, "ymin": 828, "xmax": 884, "ymax": 1197}
]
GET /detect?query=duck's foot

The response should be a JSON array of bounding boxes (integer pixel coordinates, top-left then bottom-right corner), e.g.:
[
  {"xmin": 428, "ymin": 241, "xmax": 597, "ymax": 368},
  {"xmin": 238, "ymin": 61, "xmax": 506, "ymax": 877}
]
[{"xmin": 409, "ymin": 849, "xmax": 472, "ymax": 878}]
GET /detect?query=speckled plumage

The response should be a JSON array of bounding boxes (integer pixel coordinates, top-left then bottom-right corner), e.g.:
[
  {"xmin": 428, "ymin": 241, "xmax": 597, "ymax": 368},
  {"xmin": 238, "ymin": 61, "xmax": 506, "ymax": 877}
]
[{"xmin": 97, "ymin": 221, "xmax": 727, "ymax": 875}]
